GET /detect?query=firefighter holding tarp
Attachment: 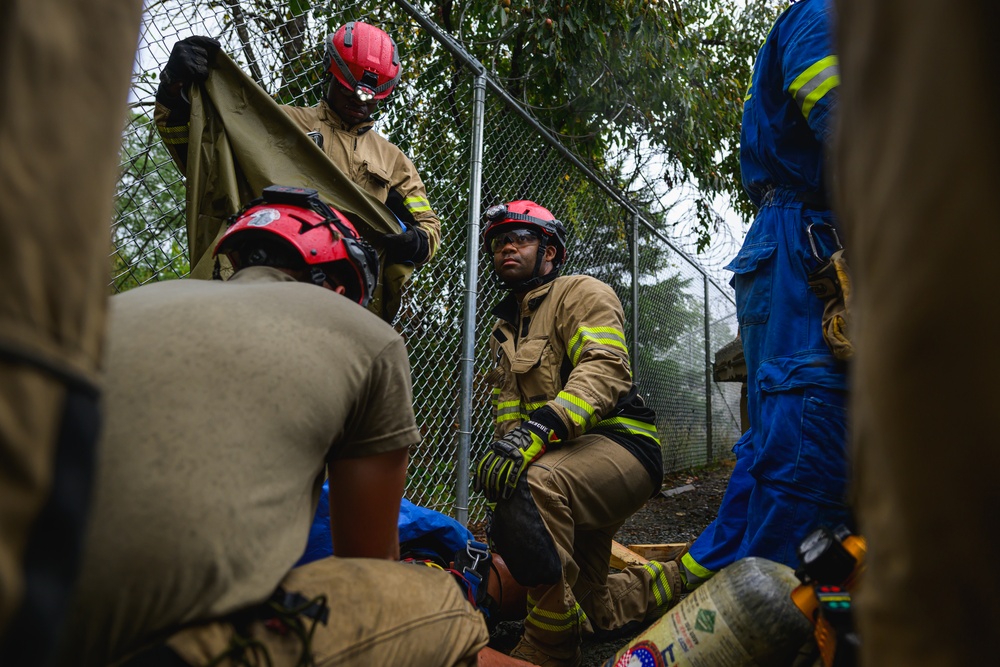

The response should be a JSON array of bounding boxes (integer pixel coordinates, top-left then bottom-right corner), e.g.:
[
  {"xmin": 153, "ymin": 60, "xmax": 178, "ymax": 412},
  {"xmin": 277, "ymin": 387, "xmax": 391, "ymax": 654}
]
[
  {"xmin": 473, "ymin": 201, "xmax": 680, "ymax": 667},
  {"xmin": 154, "ymin": 23, "xmax": 439, "ymax": 294},
  {"xmin": 52, "ymin": 186, "xmax": 488, "ymax": 667}
]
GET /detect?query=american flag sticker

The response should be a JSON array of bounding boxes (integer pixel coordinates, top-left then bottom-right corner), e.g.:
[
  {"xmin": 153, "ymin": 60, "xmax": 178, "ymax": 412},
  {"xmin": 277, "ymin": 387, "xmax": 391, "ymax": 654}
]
[{"xmin": 612, "ymin": 640, "xmax": 666, "ymax": 667}]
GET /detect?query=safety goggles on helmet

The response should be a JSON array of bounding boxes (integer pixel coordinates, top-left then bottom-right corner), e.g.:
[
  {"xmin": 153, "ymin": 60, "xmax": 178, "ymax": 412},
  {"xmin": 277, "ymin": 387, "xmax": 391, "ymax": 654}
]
[
  {"xmin": 482, "ymin": 201, "xmax": 567, "ymax": 267},
  {"xmin": 215, "ymin": 186, "xmax": 379, "ymax": 307},
  {"xmin": 488, "ymin": 228, "xmax": 540, "ymax": 253}
]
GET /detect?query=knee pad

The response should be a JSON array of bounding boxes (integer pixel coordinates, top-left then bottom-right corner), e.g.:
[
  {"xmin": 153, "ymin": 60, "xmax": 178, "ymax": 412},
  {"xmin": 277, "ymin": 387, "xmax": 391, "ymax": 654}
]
[{"xmin": 488, "ymin": 477, "xmax": 561, "ymax": 587}]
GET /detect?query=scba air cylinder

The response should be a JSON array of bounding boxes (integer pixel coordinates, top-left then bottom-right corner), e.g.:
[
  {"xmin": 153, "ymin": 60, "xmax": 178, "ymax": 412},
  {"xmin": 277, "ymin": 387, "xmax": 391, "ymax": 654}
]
[{"xmin": 605, "ymin": 557, "xmax": 812, "ymax": 667}]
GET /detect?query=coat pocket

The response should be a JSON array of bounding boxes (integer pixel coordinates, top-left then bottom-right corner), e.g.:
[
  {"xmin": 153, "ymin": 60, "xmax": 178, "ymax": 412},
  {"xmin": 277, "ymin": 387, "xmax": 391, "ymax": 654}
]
[
  {"xmin": 509, "ymin": 337, "xmax": 556, "ymax": 403},
  {"xmin": 727, "ymin": 241, "xmax": 777, "ymax": 326},
  {"xmin": 361, "ymin": 160, "xmax": 391, "ymax": 199}
]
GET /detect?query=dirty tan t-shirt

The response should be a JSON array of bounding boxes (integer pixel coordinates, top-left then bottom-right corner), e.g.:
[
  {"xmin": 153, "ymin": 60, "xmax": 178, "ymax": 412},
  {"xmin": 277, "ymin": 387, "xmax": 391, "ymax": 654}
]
[{"xmin": 61, "ymin": 267, "xmax": 420, "ymax": 665}]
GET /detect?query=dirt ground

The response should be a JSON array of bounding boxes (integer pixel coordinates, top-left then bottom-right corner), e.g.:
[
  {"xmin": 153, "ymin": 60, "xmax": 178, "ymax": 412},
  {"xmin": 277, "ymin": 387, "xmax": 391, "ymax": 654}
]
[{"xmin": 484, "ymin": 458, "xmax": 735, "ymax": 666}]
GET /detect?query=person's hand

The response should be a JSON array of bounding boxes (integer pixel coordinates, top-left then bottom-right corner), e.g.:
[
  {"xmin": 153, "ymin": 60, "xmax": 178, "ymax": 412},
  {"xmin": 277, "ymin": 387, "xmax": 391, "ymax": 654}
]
[
  {"xmin": 161, "ymin": 36, "xmax": 220, "ymax": 89},
  {"xmin": 381, "ymin": 226, "xmax": 429, "ymax": 265},
  {"xmin": 473, "ymin": 421, "xmax": 558, "ymax": 502}
]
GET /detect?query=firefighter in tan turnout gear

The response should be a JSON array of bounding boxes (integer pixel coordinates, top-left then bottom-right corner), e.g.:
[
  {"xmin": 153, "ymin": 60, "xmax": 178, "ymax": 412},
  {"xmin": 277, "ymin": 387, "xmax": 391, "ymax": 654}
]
[
  {"xmin": 154, "ymin": 22, "xmax": 440, "ymax": 268},
  {"xmin": 473, "ymin": 201, "xmax": 681, "ymax": 667}
]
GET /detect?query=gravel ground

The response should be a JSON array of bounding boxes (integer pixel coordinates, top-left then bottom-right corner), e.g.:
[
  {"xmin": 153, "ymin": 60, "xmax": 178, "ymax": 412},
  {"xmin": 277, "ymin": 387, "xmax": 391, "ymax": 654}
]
[{"xmin": 482, "ymin": 459, "xmax": 735, "ymax": 666}]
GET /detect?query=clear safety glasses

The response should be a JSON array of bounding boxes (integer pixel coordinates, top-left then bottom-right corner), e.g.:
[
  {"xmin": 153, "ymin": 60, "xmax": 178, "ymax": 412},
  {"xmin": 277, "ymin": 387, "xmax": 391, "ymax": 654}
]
[{"xmin": 489, "ymin": 229, "xmax": 540, "ymax": 253}]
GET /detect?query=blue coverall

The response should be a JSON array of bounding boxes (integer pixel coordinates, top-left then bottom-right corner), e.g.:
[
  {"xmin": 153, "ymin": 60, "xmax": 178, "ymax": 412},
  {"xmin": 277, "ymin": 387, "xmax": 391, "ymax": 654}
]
[{"xmin": 682, "ymin": 0, "xmax": 852, "ymax": 583}]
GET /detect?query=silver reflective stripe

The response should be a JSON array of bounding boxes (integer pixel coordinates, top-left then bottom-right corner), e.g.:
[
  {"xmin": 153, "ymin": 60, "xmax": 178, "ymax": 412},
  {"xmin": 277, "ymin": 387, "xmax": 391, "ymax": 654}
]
[
  {"xmin": 789, "ymin": 55, "xmax": 839, "ymax": 118},
  {"xmin": 555, "ymin": 393, "xmax": 596, "ymax": 428}
]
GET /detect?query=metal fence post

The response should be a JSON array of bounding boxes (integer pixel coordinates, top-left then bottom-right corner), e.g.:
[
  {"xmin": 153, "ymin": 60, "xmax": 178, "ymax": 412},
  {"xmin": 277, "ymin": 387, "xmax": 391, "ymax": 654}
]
[
  {"xmin": 704, "ymin": 273, "xmax": 714, "ymax": 464},
  {"xmin": 631, "ymin": 211, "xmax": 640, "ymax": 357},
  {"xmin": 455, "ymin": 73, "xmax": 487, "ymax": 526}
]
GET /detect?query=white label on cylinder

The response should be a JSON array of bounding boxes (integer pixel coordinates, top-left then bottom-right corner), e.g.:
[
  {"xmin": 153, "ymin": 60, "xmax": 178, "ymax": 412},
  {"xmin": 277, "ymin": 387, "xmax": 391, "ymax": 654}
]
[{"xmin": 610, "ymin": 584, "xmax": 755, "ymax": 667}]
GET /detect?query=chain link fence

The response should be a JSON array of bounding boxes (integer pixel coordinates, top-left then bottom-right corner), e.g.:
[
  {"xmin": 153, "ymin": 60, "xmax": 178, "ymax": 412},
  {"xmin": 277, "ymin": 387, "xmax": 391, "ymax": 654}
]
[{"xmin": 117, "ymin": 0, "xmax": 742, "ymax": 525}]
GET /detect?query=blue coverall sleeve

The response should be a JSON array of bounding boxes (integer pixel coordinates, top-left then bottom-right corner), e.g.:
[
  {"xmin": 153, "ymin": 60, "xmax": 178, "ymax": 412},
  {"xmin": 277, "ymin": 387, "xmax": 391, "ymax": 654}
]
[{"xmin": 780, "ymin": 4, "xmax": 839, "ymax": 142}]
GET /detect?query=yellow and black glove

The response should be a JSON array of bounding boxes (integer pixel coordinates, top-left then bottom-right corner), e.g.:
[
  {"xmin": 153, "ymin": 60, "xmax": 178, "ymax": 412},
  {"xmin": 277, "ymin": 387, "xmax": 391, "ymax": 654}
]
[{"xmin": 474, "ymin": 420, "xmax": 559, "ymax": 503}]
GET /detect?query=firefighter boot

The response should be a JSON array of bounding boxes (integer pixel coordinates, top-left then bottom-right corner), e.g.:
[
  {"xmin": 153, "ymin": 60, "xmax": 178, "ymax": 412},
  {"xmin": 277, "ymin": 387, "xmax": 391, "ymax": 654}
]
[{"xmin": 509, "ymin": 637, "xmax": 581, "ymax": 667}]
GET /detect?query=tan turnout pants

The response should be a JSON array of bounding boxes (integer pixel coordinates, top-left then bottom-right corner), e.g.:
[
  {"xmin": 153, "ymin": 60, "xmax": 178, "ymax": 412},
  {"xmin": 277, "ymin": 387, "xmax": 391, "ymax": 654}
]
[
  {"xmin": 0, "ymin": 0, "xmax": 143, "ymax": 658},
  {"xmin": 836, "ymin": 2, "xmax": 1000, "ymax": 665},
  {"xmin": 520, "ymin": 435, "xmax": 672, "ymax": 659},
  {"xmin": 166, "ymin": 556, "xmax": 489, "ymax": 667}
]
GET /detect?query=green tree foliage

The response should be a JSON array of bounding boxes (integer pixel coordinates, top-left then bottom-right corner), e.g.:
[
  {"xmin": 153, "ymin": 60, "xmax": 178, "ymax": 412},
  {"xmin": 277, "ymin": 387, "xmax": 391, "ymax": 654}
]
[
  {"xmin": 427, "ymin": 0, "xmax": 781, "ymax": 250},
  {"xmin": 113, "ymin": 110, "xmax": 190, "ymax": 292},
  {"xmin": 204, "ymin": 0, "xmax": 779, "ymax": 249}
]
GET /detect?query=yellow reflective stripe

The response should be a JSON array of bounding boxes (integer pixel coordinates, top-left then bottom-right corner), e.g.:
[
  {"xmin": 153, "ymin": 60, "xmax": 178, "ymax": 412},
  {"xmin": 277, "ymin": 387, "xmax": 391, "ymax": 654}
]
[
  {"xmin": 529, "ymin": 606, "xmax": 577, "ymax": 621},
  {"xmin": 680, "ymin": 551, "xmax": 714, "ymax": 583},
  {"xmin": 496, "ymin": 397, "xmax": 525, "ymax": 424},
  {"xmin": 643, "ymin": 561, "xmax": 675, "ymax": 610},
  {"xmin": 597, "ymin": 416, "xmax": 661, "ymax": 445},
  {"xmin": 159, "ymin": 124, "xmax": 187, "ymax": 136},
  {"xmin": 404, "ymin": 195, "xmax": 432, "ymax": 213},
  {"xmin": 801, "ymin": 74, "xmax": 839, "ymax": 119},
  {"xmin": 496, "ymin": 403, "xmax": 528, "ymax": 423},
  {"xmin": 567, "ymin": 326, "xmax": 628, "ymax": 365},
  {"xmin": 524, "ymin": 400, "xmax": 548, "ymax": 412},
  {"xmin": 788, "ymin": 55, "xmax": 839, "ymax": 119},
  {"xmin": 158, "ymin": 124, "xmax": 188, "ymax": 145},
  {"xmin": 524, "ymin": 603, "xmax": 587, "ymax": 633},
  {"xmin": 555, "ymin": 392, "xmax": 597, "ymax": 428}
]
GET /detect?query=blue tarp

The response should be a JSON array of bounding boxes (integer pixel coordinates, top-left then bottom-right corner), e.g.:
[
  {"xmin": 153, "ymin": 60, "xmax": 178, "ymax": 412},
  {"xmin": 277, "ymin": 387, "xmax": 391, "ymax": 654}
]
[{"xmin": 296, "ymin": 481, "xmax": 474, "ymax": 567}]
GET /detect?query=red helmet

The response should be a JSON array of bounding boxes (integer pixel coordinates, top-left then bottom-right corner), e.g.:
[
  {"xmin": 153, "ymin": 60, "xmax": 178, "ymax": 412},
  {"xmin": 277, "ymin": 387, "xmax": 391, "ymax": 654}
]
[
  {"xmin": 324, "ymin": 22, "xmax": 401, "ymax": 102},
  {"xmin": 482, "ymin": 200, "xmax": 567, "ymax": 268},
  {"xmin": 215, "ymin": 186, "xmax": 379, "ymax": 307}
]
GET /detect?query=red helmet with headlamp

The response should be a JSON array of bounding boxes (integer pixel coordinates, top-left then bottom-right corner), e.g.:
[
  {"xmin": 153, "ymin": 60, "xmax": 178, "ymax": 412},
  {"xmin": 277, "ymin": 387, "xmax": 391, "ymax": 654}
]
[
  {"xmin": 482, "ymin": 200, "xmax": 568, "ymax": 290},
  {"xmin": 324, "ymin": 22, "xmax": 401, "ymax": 103}
]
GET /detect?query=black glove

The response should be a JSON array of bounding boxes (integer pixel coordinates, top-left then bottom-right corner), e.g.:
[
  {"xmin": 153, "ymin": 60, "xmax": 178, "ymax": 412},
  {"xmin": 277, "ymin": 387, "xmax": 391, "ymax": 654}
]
[
  {"xmin": 157, "ymin": 36, "xmax": 220, "ymax": 122},
  {"xmin": 161, "ymin": 36, "xmax": 220, "ymax": 88},
  {"xmin": 382, "ymin": 225, "xmax": 430, "ymax": 265}
]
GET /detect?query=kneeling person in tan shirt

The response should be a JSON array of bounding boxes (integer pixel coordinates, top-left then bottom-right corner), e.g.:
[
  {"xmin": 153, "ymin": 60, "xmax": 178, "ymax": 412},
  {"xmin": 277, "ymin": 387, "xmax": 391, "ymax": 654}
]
[{"xmin": 56, "ymin": 186, "xmax": 488, "ymax": 667}]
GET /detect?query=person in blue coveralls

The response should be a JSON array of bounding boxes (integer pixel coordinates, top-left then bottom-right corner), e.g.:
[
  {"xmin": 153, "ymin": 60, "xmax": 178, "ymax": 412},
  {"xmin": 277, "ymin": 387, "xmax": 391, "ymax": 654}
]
[{"xmin": 679, "ymin": 0, "xmax": 852, "ymax": 590}]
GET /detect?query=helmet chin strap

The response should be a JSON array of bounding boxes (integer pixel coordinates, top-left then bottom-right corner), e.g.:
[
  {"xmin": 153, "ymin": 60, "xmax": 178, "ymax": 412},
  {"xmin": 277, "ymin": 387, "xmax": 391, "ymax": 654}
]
[
  {"xmin": 309, "ymin": 266, "xmax": 329, "ymax": 287},
  {"xmin": 496, "ymin": 239, "xmax": 558, "ymax": 291}
]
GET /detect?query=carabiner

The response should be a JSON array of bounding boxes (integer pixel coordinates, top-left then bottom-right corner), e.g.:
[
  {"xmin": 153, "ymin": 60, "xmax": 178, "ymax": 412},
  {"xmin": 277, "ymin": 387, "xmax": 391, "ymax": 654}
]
[{"xmin": 806, "ymin": 222, "xmax": 843, "ymax": 262}]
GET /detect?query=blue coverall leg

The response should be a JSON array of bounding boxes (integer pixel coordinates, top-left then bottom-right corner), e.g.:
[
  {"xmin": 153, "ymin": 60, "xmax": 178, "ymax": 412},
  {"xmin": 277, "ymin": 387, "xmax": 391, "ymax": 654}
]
[
  {"xmin": 730, "ymin": 191, "xmax": 851, "ymax": 568},
  {"xmin": 680, "ymin": 430, "xmax": 754, "ymax": 586}
]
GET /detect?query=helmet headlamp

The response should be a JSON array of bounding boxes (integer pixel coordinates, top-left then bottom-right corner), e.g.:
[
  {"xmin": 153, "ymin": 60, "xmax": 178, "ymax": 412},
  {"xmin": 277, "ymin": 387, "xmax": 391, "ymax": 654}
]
[{"xmin": 484, "ymin": 204, "xmax": 509, "ymax": 224}]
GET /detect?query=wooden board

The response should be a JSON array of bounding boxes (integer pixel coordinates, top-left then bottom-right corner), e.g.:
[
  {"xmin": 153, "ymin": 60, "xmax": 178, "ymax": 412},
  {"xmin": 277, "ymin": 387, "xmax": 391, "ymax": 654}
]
[
  {"xmin": 628, "ymin": 543, "xmax": 690, "ymax": 563},
  {"xmin": 610, "ymin": 541, "xmax": 691, "ymax": 569},
  {"xmin": 610, "ymin": 540, "xmax": 649, "ymax": 569}
]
